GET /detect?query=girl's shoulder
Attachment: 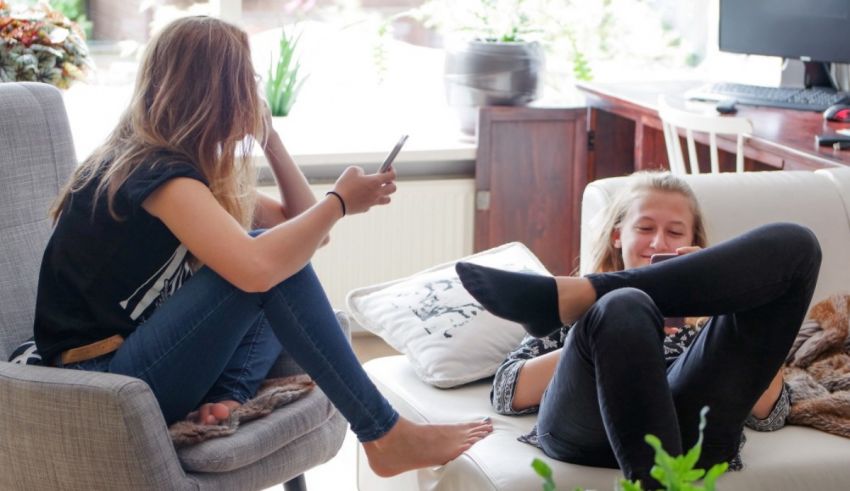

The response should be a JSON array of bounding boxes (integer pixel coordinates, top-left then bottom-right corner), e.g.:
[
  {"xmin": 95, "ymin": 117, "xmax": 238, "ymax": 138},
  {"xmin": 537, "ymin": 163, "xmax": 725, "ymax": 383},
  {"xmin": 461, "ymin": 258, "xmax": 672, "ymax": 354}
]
[{"xmin": 120, "ymin": 151, "xmax": 208, "ymax": 209}]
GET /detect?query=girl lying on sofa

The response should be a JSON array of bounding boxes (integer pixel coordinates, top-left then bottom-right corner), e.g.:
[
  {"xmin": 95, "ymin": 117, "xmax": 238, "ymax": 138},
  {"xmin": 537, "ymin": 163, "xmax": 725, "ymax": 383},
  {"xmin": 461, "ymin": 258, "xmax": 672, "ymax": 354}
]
[
  {"xmin": 31, "ymin": 15, "xmax": 491, "ymax": 478},
  {"xmin": 455, "ymin": 171, "xmax": 819, "ymax": 487}
]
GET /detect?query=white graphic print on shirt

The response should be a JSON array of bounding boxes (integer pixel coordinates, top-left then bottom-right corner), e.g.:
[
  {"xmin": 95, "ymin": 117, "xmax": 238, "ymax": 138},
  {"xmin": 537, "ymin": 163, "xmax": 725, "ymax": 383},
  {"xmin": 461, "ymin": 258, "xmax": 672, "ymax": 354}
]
[{"xmin": 119, "ymin": 245, "xmax": 193, "ymax": 321}]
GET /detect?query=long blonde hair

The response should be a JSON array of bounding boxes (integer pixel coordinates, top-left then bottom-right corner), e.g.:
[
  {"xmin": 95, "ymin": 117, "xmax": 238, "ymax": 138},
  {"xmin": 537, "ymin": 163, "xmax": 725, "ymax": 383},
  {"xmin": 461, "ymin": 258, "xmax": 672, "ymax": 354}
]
[
  {"xmin": 51, "ymin": 16, "xmax": 263, "ymax": 227},
  {"xmin": 587, "ymin": 171, "xmax": 707, "ymax": 273}
]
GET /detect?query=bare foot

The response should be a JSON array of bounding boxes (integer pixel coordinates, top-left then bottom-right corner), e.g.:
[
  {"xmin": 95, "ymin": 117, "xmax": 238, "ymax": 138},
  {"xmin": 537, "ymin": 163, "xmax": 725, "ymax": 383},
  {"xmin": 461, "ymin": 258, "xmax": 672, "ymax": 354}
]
[
  {"xmin": 362, "ymin": 417, "xmax": 493, "ymax": 477},
  {"xmin": 554, "ymin": 276, "xmax": 597, "ymax": 325},
  {"xmin": 187, "ymin": 400, "xmax": 241, "ymax": 425}
]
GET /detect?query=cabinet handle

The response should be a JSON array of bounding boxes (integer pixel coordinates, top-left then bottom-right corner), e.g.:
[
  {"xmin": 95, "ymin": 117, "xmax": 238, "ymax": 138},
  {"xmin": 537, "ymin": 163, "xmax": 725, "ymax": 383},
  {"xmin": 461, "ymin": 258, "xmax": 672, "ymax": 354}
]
[{"xmin": 476, "ymin": 190, "xmax": 491, "ymax": 211}]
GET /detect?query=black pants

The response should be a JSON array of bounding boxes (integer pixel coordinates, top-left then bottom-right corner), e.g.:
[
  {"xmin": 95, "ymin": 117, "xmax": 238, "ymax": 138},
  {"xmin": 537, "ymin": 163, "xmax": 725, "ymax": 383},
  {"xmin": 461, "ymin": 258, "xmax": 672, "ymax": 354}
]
[{"xmin": 536, "ymin": 223, "xmax": 821, "ymax": 483}]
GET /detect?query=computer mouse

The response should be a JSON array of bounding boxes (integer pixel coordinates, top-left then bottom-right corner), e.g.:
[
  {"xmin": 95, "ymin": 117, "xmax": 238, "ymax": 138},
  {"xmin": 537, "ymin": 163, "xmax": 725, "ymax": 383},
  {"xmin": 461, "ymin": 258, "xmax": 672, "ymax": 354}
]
[
  {"xmin": 715, "ymin": 98, "xmax": 737, "ymax": 115},
  {"xmin": 823, "ymin": 104, "xmax": 850, "ymax": 122}
]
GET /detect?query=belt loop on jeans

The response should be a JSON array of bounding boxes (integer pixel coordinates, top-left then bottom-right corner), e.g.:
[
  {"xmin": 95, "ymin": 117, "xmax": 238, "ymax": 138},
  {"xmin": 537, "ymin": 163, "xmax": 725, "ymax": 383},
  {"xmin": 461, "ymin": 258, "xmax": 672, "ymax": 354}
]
[{"xmin": 60, "ymin": 335, "xmax": 124, "ymax": 366}]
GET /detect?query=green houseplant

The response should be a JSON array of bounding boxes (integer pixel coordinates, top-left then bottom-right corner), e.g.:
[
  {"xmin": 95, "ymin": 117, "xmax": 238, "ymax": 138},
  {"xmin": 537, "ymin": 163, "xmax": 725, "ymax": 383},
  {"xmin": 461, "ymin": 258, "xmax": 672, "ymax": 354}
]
[
  {"xmin": 532, "ymin": 407, "xmax": 729, "ymax": 491},
  {"xmin": 265, "ymin": 25, "xmax": 307, "ymax": 117},
  {"xmin": 400, "ymin": 0, "xmax": 547, "ymax": 134},
  {"xmin": 381, "ymin": 0, "xmax": 691, "ymax": 133}
]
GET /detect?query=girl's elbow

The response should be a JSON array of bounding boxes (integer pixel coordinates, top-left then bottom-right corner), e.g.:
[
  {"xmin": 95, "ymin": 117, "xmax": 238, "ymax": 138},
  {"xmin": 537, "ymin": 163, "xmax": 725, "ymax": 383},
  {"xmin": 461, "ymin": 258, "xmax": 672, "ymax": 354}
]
[
  {"xmin": 231, "ymin": 257, "xmax": 278, "ymax": 293},
  {"xmin": 229, "ymin": 274, "xmax": 269, "ymax": 293}
]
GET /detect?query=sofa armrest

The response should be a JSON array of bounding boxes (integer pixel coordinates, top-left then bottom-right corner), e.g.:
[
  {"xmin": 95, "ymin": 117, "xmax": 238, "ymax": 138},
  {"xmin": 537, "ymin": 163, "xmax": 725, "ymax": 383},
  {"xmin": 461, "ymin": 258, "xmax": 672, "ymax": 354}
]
[
  {"xmin": 266, "ymin": 309, "xmax": 352, "ymax": 378},
  {"xmin": 0, "ymin": 362, "xmax": 191, "ymax": 490}
]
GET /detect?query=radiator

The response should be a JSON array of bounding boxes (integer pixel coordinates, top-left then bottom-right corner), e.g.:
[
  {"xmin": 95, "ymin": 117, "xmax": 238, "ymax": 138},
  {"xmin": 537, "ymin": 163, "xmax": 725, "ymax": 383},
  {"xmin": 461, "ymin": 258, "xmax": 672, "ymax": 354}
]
[{"xmin": 260, "ymin": 178, "xmax": 476, "ymax": 324}]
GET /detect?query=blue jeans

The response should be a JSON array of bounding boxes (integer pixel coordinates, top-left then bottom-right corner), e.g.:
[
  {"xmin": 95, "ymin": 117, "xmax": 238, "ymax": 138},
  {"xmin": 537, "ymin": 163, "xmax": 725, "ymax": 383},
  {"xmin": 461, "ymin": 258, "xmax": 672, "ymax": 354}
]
[
  {"xmin": 536, "ymin": 223, "xmax": 821, "ymax": 483},
  {"xmin": 68, "ymin": 257, "xmax": 398, "ymax": 442}
]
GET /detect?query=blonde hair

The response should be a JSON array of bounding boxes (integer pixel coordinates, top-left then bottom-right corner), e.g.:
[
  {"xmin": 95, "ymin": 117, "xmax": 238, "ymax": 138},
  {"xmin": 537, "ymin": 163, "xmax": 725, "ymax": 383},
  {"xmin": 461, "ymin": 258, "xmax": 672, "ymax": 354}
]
[
  {"xmin": 587, "ymin": 171, "xmax": 707, "ymax": 273},
  {"xmin": 51, "ymin": 16, "xmax": 263, "ymax": 227}
]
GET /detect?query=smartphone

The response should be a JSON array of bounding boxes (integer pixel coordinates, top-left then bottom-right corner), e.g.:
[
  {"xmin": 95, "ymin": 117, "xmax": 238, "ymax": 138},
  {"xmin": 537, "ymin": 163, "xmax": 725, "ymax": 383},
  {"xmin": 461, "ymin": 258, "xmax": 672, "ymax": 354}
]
[
  {"xmin": 378, "ymin": 134, "xmax": 409, "ymax": 173},
  {"xmin": 649, "ymin": 253, "xmax": 679, "ymax": 264},
  {"xmin": 650, "ymin": 253, "xmax": 685, "ymax": 330}
]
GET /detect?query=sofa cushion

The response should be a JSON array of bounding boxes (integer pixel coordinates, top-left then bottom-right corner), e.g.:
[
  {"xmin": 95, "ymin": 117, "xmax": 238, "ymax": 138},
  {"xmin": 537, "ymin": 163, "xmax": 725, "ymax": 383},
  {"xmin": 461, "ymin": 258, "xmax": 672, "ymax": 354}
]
[{"xmin": 347, "ymin": 242, "xmax": 549, "ymax": 388}]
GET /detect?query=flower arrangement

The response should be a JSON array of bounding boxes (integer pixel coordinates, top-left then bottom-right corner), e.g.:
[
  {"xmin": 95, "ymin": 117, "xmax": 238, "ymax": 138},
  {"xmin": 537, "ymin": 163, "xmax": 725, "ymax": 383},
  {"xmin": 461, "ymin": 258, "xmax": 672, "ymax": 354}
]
[{"xmin": 0, "ymin": 0, "xmax": 91, "ymax": 88}]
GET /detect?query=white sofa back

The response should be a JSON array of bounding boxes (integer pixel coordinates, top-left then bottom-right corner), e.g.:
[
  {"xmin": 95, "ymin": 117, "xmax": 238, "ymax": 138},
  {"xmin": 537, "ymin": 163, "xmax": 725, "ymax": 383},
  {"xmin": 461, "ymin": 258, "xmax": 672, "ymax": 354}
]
[{"xmin": 580, "ymin": 169, "xmax": 850, "ymax": 306}]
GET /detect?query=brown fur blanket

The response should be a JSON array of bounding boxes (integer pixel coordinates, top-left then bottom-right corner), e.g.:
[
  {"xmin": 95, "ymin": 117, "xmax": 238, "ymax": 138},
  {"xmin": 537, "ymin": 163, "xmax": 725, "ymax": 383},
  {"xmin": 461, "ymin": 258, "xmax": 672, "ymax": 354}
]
[
  {"xmin": 783, "ymin": 294, "xmax": 850, "ymax": 438},
  {"xmin": 169, "ymin": 374, "xmax": 315, "ymax": 448}
]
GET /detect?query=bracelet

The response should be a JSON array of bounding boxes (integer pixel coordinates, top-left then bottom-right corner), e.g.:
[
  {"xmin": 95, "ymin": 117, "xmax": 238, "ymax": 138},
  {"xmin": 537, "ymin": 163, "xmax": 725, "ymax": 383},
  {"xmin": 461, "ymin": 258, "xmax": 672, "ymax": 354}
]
[{"xmin": 325, "ymin": 191, "xmax": 346, "ymax": 216}]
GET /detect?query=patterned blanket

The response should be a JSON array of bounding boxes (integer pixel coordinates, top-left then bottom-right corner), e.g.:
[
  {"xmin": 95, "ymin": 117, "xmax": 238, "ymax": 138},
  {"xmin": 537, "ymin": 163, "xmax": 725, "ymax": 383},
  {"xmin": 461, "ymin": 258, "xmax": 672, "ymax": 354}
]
[{"xmin": 784, "ymin": 294, "xmax": 850, "ymax": 438}]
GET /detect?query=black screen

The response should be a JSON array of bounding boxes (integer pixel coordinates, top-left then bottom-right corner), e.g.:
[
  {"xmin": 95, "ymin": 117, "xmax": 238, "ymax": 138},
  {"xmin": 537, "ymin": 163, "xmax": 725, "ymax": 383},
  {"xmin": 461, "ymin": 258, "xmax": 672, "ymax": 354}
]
[{"xmin": 719, "ymin": 0, "xmax": 850, "ymax": 63}]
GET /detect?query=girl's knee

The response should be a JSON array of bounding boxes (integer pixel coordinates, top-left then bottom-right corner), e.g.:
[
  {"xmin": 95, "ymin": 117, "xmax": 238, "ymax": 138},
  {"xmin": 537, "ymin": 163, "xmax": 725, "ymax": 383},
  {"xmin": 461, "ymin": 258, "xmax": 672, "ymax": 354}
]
[
  {"xmin": 583, "ymin": 288, "xmax": 663, "ymax": 341},
  {"xmin": 596, "ymin": 287, "xmax": 658, "ymax": 318},
  {"xmin": 766, "ymin": 223, "xmax": 822, "ymax": 264}
]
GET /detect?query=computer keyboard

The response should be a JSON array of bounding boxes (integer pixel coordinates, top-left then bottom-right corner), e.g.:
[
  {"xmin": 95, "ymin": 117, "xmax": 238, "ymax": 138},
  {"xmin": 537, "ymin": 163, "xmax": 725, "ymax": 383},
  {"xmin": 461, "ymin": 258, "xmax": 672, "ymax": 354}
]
[{"xmin": 687, "ymin": 82, "xmax": 850, "ymax": 112}]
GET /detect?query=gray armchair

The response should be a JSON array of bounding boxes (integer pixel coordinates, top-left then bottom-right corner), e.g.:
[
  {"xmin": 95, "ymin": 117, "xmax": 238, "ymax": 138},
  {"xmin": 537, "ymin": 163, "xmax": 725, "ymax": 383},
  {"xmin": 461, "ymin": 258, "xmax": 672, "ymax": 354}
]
[{"xmin": 0, "ymin": 82, "xmax": 347, "ymax": 490}]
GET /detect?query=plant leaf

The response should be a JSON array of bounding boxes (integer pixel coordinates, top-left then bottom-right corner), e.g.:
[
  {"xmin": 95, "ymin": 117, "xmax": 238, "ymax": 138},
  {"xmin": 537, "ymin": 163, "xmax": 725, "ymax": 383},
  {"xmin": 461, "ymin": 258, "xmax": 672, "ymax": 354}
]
[
  {"xmin": 702, "ymin": 462, "xmax": 729, "ymax": 491},
  {"xmin": 531, "ymin": 458, "xmax": 552, "ymax": 479},
  {"xmin": 618, "ymin": 478, "xmax": 643, "ymax": 491}
]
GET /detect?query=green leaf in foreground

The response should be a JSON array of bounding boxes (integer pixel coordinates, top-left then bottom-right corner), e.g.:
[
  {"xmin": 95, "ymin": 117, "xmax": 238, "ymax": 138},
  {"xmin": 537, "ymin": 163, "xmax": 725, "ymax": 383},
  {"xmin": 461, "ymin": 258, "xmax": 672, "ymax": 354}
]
[{"xmin": 541, "ymin": 406, "xmax": 729, "ymax": 491}]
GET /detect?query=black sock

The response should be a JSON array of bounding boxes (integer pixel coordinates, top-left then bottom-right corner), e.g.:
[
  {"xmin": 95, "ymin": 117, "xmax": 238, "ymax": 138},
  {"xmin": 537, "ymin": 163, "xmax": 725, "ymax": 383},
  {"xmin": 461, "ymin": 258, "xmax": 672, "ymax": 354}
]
[{"xmin": 455, "ymin": 261, "xmax": 562, "ymax": 338}]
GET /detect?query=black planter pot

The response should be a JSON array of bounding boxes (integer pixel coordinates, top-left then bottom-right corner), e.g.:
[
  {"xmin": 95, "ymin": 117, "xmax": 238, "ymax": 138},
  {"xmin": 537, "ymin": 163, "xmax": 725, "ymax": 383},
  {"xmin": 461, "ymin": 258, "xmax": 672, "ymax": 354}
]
[{"xmin": 444, "ymin": 40, "xmax": 544, "ymax": 134}]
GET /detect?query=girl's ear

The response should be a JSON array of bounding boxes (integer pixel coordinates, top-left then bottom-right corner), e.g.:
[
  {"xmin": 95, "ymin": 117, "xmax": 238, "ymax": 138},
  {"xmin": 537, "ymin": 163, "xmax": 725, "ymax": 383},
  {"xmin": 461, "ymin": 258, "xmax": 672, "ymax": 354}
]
[{"xmin": 612, "ymin": 228, "xmax": 622, "ymax": 249}]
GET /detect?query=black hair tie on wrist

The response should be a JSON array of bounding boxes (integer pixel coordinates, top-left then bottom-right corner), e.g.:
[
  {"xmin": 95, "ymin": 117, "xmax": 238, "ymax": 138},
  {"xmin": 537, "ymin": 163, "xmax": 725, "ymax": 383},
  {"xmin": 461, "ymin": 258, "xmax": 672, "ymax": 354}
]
[{"xmin": 325, "ymin": 191, "xmax": 346, "ymax": 216}]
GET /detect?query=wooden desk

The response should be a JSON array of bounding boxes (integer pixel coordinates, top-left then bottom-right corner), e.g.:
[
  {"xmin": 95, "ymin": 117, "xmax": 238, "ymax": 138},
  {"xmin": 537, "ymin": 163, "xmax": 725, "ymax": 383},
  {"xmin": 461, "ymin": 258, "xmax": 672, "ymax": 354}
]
[
  {"xmin": 578, "ymin": 80, "xmax": 850, "ymax": 179},
  {"xmin": 473, "ymin": 81, "xmax": 850, "ymax": 275}
]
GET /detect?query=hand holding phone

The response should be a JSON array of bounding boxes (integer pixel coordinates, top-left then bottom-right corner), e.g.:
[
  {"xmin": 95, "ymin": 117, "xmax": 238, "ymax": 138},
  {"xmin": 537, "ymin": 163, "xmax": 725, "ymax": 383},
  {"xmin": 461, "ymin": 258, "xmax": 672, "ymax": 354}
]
[
  {"xmin": 378, "ymin": 134, "xmax": 409, "ymax": 173},
  {"xmin": 650, "ymin": 253, "xmax": 685, "ymax": 331}
]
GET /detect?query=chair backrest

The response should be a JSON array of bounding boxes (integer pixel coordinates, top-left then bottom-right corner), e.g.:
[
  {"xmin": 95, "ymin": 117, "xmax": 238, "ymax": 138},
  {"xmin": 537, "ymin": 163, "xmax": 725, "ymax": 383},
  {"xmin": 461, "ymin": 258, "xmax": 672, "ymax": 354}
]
[
  {"xmin": 0, "ymin": 83, "xmax": 75, "ymax": 359},
  {"xmin": 658, "ymin": 96, "xmax": 753, "ymax": 175}
]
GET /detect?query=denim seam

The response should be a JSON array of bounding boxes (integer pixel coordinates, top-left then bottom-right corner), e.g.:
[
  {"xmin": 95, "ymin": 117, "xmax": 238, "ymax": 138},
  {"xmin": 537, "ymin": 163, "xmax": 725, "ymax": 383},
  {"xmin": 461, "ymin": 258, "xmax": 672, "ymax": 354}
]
[
  {"xmin": 136, "ymin": 288, "xmax": 240, "ymax": 382},
  {"xmin": 269, "ymin": 286, "xmax": 394, "ymax": 439},
  {"xmin": 204, "ymin": 311, "xmax": 264, "ymax": 404},
  {"xmin": 231, "ymin": 313, "xmax": 264, "ymax": 403}
]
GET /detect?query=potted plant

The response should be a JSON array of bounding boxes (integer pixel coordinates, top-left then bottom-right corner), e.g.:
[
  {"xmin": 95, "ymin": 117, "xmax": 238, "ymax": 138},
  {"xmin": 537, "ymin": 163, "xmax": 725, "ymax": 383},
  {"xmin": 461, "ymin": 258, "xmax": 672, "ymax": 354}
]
[
  {"xmin": 387, "ymin": 0, "xmax": 691, "ymax": 134},
  {"xmin": 402, "ymin": 0, "xmax": 547, "ymax": 134},
  {"xmin": 0, "ymin": 0, "xmax": 91, "ymax": 88}
]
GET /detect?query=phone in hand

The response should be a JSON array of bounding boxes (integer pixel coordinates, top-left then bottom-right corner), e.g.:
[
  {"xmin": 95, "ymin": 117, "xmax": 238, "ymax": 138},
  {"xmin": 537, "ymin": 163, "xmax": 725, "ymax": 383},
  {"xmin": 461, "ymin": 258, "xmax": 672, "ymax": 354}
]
[
  {"xmin": 650, "ymin": 253, "xmax": 685, "ymax": 330},
  {"xmin": 378, "ymin": 134, "xmax": 409, "ymax": 173},
  {"xmin": 650, "ymin": 253, "xmax": 679, "ymax": 264}
]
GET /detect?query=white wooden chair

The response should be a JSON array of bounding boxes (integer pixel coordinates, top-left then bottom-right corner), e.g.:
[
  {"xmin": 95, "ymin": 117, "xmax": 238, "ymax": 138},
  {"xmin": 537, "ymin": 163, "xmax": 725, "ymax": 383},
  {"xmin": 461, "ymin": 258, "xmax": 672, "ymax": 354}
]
[{"xmin": 658, "ymin": 96, "xmax": 753, "ymax": 174}]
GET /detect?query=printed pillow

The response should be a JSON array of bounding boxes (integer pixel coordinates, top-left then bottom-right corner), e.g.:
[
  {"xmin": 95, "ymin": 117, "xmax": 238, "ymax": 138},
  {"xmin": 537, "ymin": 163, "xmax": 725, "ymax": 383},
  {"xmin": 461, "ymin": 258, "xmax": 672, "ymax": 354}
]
[
  {"xmin": 346, "ymin": 242, "xmax": 551, "ymax": 388},
  {"xmin": 8, "ymin": 337, "xmax": 43, "ymax": 365}
]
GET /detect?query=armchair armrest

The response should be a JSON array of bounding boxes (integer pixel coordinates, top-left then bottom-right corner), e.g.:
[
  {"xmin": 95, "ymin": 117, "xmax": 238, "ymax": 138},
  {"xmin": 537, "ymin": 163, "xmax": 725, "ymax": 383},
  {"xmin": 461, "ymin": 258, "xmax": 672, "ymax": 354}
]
[{"xmin": 0, "ymin": 362, "xmax": 190, "ymax": 490}]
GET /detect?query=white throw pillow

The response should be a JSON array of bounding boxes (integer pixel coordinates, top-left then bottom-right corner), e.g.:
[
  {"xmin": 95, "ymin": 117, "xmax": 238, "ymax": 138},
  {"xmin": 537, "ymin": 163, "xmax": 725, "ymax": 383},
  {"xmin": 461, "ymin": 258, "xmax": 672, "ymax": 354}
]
[{"xmin": 346, "ymin": 242, "xmax": 551, "ymax": 388}]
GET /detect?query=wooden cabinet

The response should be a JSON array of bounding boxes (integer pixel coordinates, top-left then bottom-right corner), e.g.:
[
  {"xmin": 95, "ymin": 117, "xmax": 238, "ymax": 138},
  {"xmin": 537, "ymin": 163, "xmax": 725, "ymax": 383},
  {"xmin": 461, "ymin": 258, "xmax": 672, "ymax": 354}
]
[{"xmin": 474, "ymin": 106, "xmax": 588, "ymax": 275}]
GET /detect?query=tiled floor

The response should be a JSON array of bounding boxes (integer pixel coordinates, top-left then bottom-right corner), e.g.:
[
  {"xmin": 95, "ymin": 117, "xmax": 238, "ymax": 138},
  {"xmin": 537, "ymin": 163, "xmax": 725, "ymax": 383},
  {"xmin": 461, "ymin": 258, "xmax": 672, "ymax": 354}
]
[{"xmin": 264, "ymin": 333, "xmax": 398, "ymax": 491}]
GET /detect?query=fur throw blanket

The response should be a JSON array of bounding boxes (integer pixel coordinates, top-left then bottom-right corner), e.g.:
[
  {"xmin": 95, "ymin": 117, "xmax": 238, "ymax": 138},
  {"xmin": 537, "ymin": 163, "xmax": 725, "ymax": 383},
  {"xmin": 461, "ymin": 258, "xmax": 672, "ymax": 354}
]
[
  {"xmin": 783, "ymin": 294, "xmax": 850, "ymax": 438},
  {"xmin": 169, "ymin": 374, "xmax": 315, "ymax": 448}
]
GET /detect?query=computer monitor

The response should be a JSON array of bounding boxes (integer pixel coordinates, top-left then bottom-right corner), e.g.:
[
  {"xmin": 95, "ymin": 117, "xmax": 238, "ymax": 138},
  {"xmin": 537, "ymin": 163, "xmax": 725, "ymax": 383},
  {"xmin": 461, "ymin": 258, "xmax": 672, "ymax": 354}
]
[{"xmin": 719, "ymin": 0, "xmax": 850, "ymax": 88}]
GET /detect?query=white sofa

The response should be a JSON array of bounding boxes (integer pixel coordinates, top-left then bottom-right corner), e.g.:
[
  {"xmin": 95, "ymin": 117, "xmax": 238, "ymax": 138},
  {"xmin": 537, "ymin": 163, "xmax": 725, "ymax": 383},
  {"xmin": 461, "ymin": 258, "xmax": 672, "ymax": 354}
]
[{"xmin": 358, "ymin": 169, "xmax": 850, "ymax": 491}]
